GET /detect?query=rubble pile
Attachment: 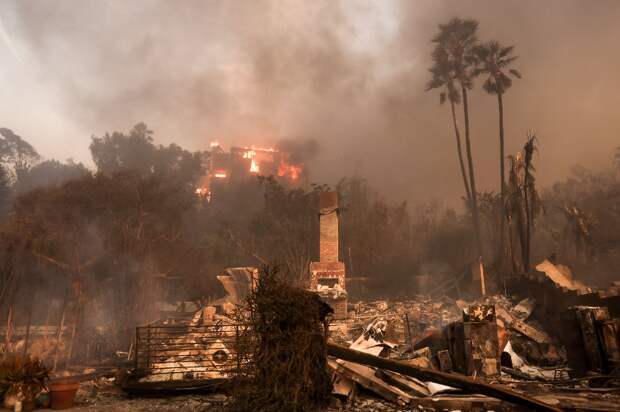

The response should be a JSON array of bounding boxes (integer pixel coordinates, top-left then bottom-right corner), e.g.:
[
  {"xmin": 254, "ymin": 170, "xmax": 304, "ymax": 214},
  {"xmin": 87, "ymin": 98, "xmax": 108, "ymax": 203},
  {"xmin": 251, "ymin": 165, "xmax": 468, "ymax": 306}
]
[
  {"xmin": 324, "ymin": 291, "xmax": 620, "ymax": 411},
  {"xmin": 329, "ymin": 297, "xmax": 463, "ymax": 346},
  {"xmin": 20, "ymin": 286, "xmax": 618, "ymax": 412},
  {"xmin": 54, "ymin": 262, "xmax": 620, "ymax": 411}
]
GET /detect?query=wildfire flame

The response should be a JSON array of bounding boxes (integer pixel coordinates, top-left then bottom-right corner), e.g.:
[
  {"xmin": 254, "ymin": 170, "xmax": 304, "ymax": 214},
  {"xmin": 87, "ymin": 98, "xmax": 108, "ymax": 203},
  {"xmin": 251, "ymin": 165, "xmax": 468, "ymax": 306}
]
[
  {"xmin": 250, "ymin": 159, "xmax": 260, "ymax": 173},
  {"xmin": 242, "ymin": 146, "xmax": 275, "ymax": 174},
  {"xmin": 278, "ymin": 161, "xmax": 302, "ymax": 180},
  {"xmin": 207, "ymin": 143, "xmax": 302, "ymax": 182},
  {"xmin": 243, "ymin": 145, "xmax": 275, "ymax": 152},
  {"xmin": 195, "ymin": 187, "xmax": 212, "ymax": 202}
]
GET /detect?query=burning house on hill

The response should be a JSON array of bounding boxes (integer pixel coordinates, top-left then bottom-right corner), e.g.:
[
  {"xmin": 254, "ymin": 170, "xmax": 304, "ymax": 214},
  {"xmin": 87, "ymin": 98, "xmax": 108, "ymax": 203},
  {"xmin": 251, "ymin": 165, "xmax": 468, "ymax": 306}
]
[{"xmin": 195, "ymin": 142, "xmax": 306, "ymax": 201}]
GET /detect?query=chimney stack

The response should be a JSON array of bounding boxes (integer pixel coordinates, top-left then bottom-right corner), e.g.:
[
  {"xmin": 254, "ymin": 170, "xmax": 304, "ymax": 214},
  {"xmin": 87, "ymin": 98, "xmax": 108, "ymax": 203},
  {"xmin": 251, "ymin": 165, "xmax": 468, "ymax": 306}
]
[
  {"xmin": 309, "ymin": 191, "xmax": 347, "ymax": 318},
  {"xmin": 319, "ymin": 191, "xmax": 339, "ymax": 262}
]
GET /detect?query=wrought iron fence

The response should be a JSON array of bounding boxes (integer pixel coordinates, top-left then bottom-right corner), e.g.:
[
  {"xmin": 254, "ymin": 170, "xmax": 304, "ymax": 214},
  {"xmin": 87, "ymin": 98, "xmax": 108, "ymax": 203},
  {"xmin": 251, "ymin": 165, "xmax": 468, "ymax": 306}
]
[{"xmin": 134, "ymin": 321, "xmax": 253, "ymax": 382}]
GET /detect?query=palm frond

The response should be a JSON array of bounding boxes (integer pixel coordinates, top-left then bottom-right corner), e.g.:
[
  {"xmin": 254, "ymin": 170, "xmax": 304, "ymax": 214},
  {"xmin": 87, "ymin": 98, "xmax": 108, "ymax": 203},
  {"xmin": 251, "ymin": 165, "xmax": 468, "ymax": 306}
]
[
  {"xmin": 472, "ymin": 40, "xmax": 520, "ymax": 93},
  {"xmin": 499, "ymin": 45, "xmax": 515, "ymax": 58},
  {"xmin": 431, "ymin": 17, "xmax": 480, "ymax": 87},
  {"xmin": 498, "ymin": 72, "xmax": 513, "ymax": 90},
  {"xmin": 498, "ymin": 55, "xmax": 518, "ymax": 67},
  {"xmin": 483, "ymin": 76, "xmax": 498, "ymax": 94},
  {"xmin": 509, "ymin": 69, "xmax": 522, "ymax": 79}
]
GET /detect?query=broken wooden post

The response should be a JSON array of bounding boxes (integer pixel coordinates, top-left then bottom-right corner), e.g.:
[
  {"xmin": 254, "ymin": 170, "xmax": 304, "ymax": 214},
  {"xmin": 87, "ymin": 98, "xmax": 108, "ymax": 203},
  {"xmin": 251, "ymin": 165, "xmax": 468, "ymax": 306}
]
[
  {"xmin": 575, "ymin": 306, "xmax": 607, "ymax": 373},
  {"xmin": 405, "ymin": 313, "xmax": 413, "ymax": 350},
  {"xmin": 479, "ymin": 256, "xmax": 486, "ymax": 296},
  {"xmin": 326, "ymin": 343, "xmax": 562, "ymax": 412},
  {"xmin": 446, "ymin": 321, "xmax": 466, "ymax": 374},
  {"xmin": 573, "ymin": 306, "xmax": 619, "ymax": 374},
  {"xmin": 5, "ymin": 304, "xmax": 13, "ymax": 352},
  {"xmin": 599, "ymin": 319, "xmax": 620, "ymax": 372}
]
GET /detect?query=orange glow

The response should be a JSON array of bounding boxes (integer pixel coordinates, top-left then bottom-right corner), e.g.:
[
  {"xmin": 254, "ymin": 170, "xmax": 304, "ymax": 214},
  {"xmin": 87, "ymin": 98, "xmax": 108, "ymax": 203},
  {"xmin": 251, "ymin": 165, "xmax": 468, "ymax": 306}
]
[
  {"xmin": 195, "ymin": 187, "xmax": 212, "ymax": 202},
  {"xmin": 207, "ymin": 143, "xmax": 302, "ymax": 181},
  {"xmin": 241, "ymin": 145, "xmax": 276, "ymax": 153},
  {"xmin": 250, "ymin": 159, "xmax": 260, "ymax": 173},
  {"xmin": 278, "ymin": 161, "xmax": 303, "ymax": 180},
  {"xmin": 256, "ymin": 146, "xmax": 275, "ymax": 152},
  {"xmin": 241, "ymin": 146, "xmax": 275, "ymax": 174}
]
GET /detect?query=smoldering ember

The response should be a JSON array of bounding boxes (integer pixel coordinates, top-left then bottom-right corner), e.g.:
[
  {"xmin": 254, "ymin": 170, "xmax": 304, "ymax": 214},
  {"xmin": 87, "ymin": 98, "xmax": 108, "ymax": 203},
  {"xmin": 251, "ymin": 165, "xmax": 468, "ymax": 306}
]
[{"xmin": 2, "ymin": 2, "xmax": 620, "ymax": 412}]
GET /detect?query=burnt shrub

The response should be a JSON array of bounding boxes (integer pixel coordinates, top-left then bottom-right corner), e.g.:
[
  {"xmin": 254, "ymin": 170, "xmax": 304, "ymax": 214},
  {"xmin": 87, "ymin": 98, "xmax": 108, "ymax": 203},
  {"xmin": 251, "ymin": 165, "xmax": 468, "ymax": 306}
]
[{"xmin": 230, "ymin": 265, "xmax": 332, "ymax": 412}]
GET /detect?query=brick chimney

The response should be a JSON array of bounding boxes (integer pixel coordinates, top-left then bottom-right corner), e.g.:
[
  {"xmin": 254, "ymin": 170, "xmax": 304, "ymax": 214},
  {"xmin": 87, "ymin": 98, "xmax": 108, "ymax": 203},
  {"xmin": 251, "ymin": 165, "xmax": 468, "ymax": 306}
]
[
  {"xmin": 310, "ymin": 191, "xmax": 347, "ymax": 318},
  {"xmin": 319, "ymin": 191, "xmax": 339, "ymax": 262}
]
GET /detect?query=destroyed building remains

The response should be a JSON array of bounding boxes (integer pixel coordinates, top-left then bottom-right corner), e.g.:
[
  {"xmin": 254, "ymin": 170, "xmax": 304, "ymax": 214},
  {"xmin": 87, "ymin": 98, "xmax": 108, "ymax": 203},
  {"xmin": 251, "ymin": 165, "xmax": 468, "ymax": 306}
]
[
  {"xmin": 117, "ymin": 189, "xmax": 620, "ymax": 411},
  {"xmin": 3, "ymin": 3, "xmax": 620, "ymax": 411}
]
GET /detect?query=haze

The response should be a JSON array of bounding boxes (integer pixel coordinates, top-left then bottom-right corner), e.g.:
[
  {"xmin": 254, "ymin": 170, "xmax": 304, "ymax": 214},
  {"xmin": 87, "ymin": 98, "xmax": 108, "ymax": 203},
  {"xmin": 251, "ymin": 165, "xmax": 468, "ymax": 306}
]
[{"xmin": 1, "ymin": 0, "xmax": 619, "ymax": 205}]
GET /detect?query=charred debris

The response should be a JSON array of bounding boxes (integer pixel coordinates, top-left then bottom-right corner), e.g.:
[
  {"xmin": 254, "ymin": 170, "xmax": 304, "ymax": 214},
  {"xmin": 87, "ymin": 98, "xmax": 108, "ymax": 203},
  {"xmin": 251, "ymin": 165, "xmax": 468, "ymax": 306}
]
[
  {"xmin": 0, "ymin": 115, "xmax": 620, "ymax": 412},
  {"xmin": 0, "ymin": 127, "xmax": 620, "ymax": 412},
  {"xmin": 2, "ymin": 185, "xmax": 619, "ymax": 411}
]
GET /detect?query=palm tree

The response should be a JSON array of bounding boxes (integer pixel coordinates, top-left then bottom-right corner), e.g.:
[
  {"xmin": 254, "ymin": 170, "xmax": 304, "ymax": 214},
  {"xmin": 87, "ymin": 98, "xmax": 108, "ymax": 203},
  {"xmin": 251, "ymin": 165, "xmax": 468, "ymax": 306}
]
[
  {"xmin": 432, "ymin": 17, "xmax": 483, "ymax": 257},
  {"xmin": 426, "ymin": 48, "xmax": 472, "ymax": 203},
  {"xmin": 474, "ymin": 40, "xmax": 521, "ymax": 264}
]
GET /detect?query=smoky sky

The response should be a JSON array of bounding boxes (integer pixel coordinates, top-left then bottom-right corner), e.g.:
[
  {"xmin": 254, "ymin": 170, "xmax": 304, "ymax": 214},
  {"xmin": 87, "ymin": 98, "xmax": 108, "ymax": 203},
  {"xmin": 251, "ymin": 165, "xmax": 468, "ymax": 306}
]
[{"xmin": 1, "ymin": 0, "xmax": 619, "ymax": 206}]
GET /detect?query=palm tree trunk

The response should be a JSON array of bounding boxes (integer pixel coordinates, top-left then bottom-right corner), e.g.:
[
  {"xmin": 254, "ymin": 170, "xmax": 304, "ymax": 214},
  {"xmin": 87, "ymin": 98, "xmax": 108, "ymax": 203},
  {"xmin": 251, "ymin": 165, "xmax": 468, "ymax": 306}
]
[
  {"xmin": 461, "ymin": 86, "xmax": 483, "ymax": 258},
  {"xmin": 498, "ymin": 92, "xmax": 506, "ymax": 266},
  {"xmin": 450, "ymin": 99, "xmax": 472, "ymax": 202}
]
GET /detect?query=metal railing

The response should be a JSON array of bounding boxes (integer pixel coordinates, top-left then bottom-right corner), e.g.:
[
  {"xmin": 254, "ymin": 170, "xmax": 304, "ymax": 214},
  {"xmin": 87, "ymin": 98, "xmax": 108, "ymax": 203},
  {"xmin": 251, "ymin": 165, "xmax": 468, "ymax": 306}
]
[{"xmin": 134, "ymin": 321, "xmax": 252, "ymax": 381}]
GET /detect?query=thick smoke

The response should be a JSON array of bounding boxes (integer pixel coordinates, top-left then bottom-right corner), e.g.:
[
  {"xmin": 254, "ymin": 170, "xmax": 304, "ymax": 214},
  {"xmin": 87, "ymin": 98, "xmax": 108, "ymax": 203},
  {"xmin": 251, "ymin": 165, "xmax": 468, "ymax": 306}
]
[
  {"xmin": 276, "ymin": 138, "xmax": 320, "ymax": 164},
  {"xmin": 1, "ymin": 0, "xmax": 620, "ymax": 205}
]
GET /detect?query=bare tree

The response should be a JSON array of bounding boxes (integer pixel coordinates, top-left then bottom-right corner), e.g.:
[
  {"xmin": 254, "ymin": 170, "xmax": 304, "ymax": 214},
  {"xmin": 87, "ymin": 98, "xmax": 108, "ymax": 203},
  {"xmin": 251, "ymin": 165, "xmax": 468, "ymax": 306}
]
[{"xmin": 506, "ymin": 133, "xmax": 542, "ymax": 272}]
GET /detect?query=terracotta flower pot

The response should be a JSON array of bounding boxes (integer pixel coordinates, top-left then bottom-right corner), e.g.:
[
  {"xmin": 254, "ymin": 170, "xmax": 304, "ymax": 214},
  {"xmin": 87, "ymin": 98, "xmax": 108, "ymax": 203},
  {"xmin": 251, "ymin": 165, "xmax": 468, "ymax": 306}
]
[{"xmin": 49, "ymin": 380, "xmax": 79, "ymax": 410}]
